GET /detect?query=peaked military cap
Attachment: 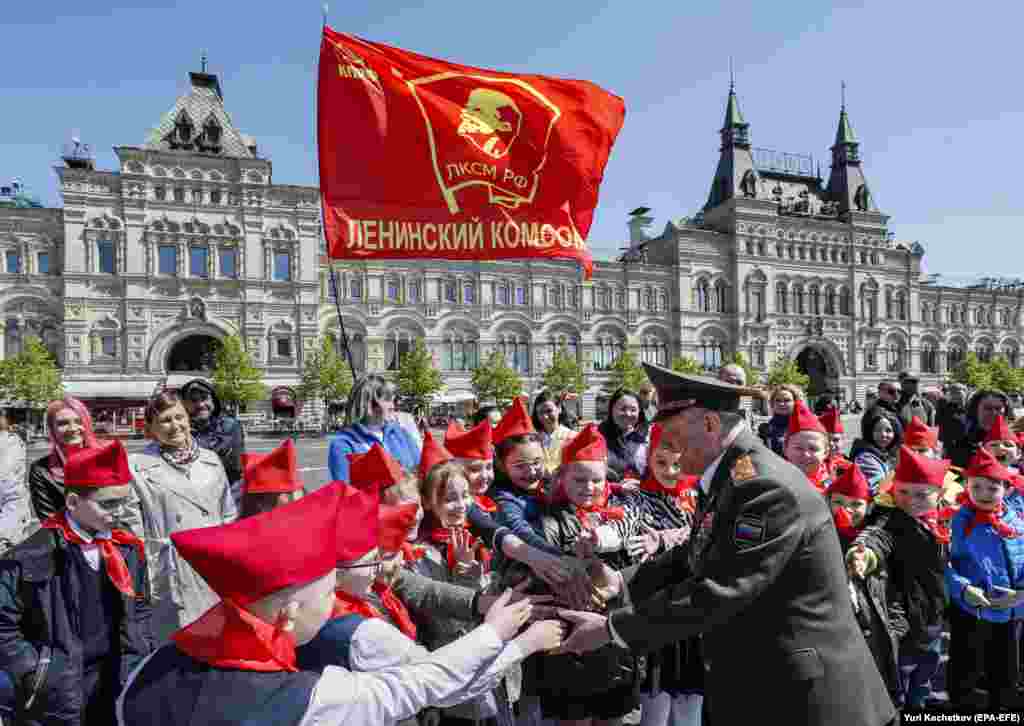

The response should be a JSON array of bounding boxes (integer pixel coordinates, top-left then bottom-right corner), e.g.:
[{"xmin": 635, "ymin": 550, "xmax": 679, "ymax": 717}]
[{"xmin": 642, "ymin": 362, "xmax": 762, "ymax": 418}]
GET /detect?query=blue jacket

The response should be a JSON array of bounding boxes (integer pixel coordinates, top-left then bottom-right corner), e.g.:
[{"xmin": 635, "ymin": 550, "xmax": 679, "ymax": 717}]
[
  {"xmin": 328, "ymin": 423, "xmax": 421, "ymax": 482},
  {"xmin": 1005, "ymin": 489, "xmax": 1024, "ymax": 518},
  {"xmin": 946, "ymin": 504, "xmax": 1024, "ymax": 623},
  {"xmin": 492, "ymin": 474, "xmax": 562, "ymax": 558}
]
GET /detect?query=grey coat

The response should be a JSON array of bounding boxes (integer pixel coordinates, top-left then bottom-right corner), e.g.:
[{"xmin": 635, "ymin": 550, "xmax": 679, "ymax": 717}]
[{"xmin": 125, "ymin": 444, "xmax": 238, "ymax": 641}]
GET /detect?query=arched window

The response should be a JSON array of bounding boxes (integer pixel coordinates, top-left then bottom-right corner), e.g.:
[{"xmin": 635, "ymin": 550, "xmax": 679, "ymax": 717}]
[
  {"xmin": 497, "ymin": 334, "xmax": 530, "ymax": 374},
  {"xmin": 640, "ymin": 335, "xmax": 669, "ymax": 366},
  {"xmin": 599, "ymin": 286, "xmax": 611, "ymax": 310},
  {"xmin": 947, "ymin": 345, "xmax": 965, "ymax": 370},
  {"xmin": 4, "ymin": 319, "xmax": 22, "ymax": 358},
  {"xmin": 885, "ymin": 290, "xmax": 894, "ymax": 319},
  {"xmin": 644, "ymin": 289, "xmax": 653, "ymax": 310},
  {"xmin": 326, "ymin": 330, "xmax": 366, "ymax": 372},
  {"xmin": 408, "ymin": 280, "xmax": 422, "ymax": 304},
  {"xmin": 658, "ymin": 292, "xmax": 667, "ymax": 312},
  {"xmin": 463, "ymin": 282, "xmax": 476, "ymax": 305},
  {"xmin": 751, "ymin": 341, "xmax": 766, "ymax": 367},
  {"xmin": 349, "ymin": 277, "xmax": 362, "ymax": 301},
  {"xmin": 444, "ymin": 280, "xmax": 457, "ymax": 303},
  {"xmin": 886, "ymin": 336, "xmax": 906, "ymax": 372},
  {"xmin": 825, "ymin": 286, "xmax": 837, "ymax": 316},
  {"xmin": 977, "ymin": 341, "xmax": 994, "ymax": 363},
  {"xmin": 385, "ymin": 279, "xmax": 400, "ymax": 302},
  {"xmin": 549, "ymin": 335, "xmax": 580, "ymax": 364},
  {"xmin": 441, "ymin": 331, "xmax": 479, "ymax": 371},
  {"xmin": 776, "ymin": 282, "xmax": 788, "ymax": 314},
  {"xmin": 920, "ymin": 303, "xmax": 929, "ymax": 323},
  {"xmin": 546, "ymin": 286, "xmax": 559, "ymax": 308},
  {"xmin": 895, "ymin": 291, "xmax": 907, "ymax": 321},
  {"xmin": 696, "ymin": 280, "xmax": 710, "ymax": 313},
  {"xmin": 385, "ymin": 330, "xmax": 415, "ymax": 371},
  {"xmin": 698, "ymin": 339, "xmax": 725, "ymax": 370},
  {"xmin": 496, "ymin": 284, "xmax": 509, "ymax": 306},
  {"xmin": 921, "ymin": 342, "xmax": 938, "ymax": 373},
  {"xmin": 793, "ymin": 284, "xmax": 805, "ymax": 315},
  {"xmin": 840, "ymin": 287, "xmax": 852, "ymax": 316},
  {"xmin": 713, "ymin": 280, "xmax": 728, "ymax": 313},
  {"xmin": 808, "ymin": 285, "xmax": 820, "ymax": 316},
  {"xmin": 593, "ymin": 334, "xmax": 624, "ymax": 371}
]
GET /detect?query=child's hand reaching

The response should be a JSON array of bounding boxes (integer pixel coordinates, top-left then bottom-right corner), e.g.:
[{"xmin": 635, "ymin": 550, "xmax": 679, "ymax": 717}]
[
  {"xmin": 574, "ymin": 529, "xmax": 598, "ymax": 560},
  {"xmin": 451, "ymin": 528, "xmax": 477, "ymax": 570},
  {"xmin": 626, "ymin": 525, "xmax": 660, "ymax": 562},
  {"xmin": 846, "ymin": 544, "xmax": 869, "ymax": 580},
  {"xmin": 515, "ymin": 619, "xmax": 567, "ymax": 655}
]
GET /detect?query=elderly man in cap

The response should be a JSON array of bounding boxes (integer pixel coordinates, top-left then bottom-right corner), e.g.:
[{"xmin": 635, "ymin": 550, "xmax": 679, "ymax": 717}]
[{"xmin": 556, "ymin": 363, "xmax": 896, "ymax": 726}]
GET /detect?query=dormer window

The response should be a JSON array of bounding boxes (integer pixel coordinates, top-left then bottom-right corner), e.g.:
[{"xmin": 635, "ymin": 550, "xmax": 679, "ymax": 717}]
[
  {"xmin": 176, "ymin": 118, "xmax": 192, "ymax": 143},
  {"xmin": 199, "ymin": 116, "xmax": 222, "ymax": 153}
]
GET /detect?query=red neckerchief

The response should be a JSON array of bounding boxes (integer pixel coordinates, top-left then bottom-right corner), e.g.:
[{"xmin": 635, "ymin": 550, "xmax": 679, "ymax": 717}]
[
  {"xmin": 172, "ymin": 599, "xmax": 298, "ymax": 672},
  {"xmin": 832, "ymin": 506, "xmax": 864, "ymax": 541},
  {"xmin": 331, "ymin": 589, "xmax": 383, "ymax": 620},
  {"xmin": 1011, "ymin": 475, "xmax": 1024, "ymax": 496},
  {"xmin": 371, "ymin": 581, "xmax": 417, "ymax": 641},
  {"xmin": 915, "ymin": 509, "xmax": 951, "ymax": 545},
  {"xmin": 639, "ymin": 473, "xmax": 698, "ymax": 514},
  {"xmin": 807, "ymin": 464, "xmax": 831, "ymax": 495},
  {"xmin": 573, "ymin": 483, "xmax": 625, "ymax": 531},
  {"xmin": 400, "ymin": 542, "xmax": 426, "ymax": 565},
  {"xmin": 826, "ymin": 454, "xmax": 851, "ymax": 479},
  {"xmin": 474, "ymin": 495, "xmax": 498, "ymax": 514},
  {"xmin": 429, "ymin": 525, "xmax": 491, "ymax": 573},
  {"xmin": 956, "ymin": 491, "xmax": 1023, "ymax": 539},
  {"xmin": 41, "ymin": 511, "xmax": 144, "ymax": 597}
]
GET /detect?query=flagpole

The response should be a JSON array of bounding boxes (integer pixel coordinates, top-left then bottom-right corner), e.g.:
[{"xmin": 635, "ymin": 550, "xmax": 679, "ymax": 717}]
[{"xmin": 318, "ymin": 4, "xmax": 359, "ymax": 384}]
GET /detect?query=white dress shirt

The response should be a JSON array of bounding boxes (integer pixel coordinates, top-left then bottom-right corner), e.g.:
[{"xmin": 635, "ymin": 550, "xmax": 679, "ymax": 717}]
[{"xmin": 66, "ymin": 512, "xmax": 112, "ymax": 571}]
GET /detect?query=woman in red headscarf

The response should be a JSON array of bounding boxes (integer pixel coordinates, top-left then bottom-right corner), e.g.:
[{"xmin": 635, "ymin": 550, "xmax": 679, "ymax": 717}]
[{"xmin": 28, "ymin": 397, "xmax": 104, "ymax": 522}]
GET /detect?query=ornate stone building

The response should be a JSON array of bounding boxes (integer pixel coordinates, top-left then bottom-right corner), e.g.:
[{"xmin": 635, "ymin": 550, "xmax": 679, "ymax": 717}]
[{"xmin": 2, "ymin": 68, "xmax": 1020, "ymax": 424}]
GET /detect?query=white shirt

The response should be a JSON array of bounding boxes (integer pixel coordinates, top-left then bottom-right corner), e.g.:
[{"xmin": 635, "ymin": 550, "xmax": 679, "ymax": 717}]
[
  {"xmin": 66, "ymin": 512, "xmax": 112, "ymax": 571},
  {"xmin": 117, "ymin": 622, "xmax": 507, "ymax": 726},
  {"xmin": 608, "ymin": 419, "xmax": 746, "ymax": 648}
]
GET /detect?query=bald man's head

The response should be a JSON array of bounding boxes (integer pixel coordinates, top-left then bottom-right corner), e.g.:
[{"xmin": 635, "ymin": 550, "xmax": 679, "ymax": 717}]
[{"xmin": 718, "ymin": 364, "xmax": 746, "ymax": 387}]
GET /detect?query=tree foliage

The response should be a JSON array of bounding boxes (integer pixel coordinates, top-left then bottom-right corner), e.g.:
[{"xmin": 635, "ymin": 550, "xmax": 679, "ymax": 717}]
[
  {"xmin": 471, "ymin": 350, "xmax": 524, "ymax": 407},
  {"xmin": 726, "ymin": 351, "xmax": 760, "ymax": 386},
  {"xmin": 766, "ymin": 355, "xmax": 811, "ymax": 389},
  {"xmin": 541, "ymin": 346, "xmax": 586, "ymax": 399},
  {"xmin": 298, "ymin": 337, "xmax": 354, "ymax": 416},
  {"xmin": 671, "ymin": 355, "xmax": 703, "ymax": 375},
  {"xmin": 602, "ymin": 349, "xmax": 648, "ymax": 394},
  {"xmin": 395, "ymin": 339, "xmax": 444, "ymax": 416},
  {"xmin": 0, "ymin": 336, "xmax": 63, "ymax": 409},
  {"xmin": 949, "ymin": 352, "xmax": 993, "ymax": 390},
  {"xmin": 210, "ymin": 334, "xmax": 267, "ymax": 414}
]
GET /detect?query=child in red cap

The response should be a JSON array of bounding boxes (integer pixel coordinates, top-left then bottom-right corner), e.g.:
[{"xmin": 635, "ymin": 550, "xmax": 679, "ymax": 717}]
[
  {"xmin": 783, "ymin": 399, "xmax": 831, "ymax": 493},
  {"xmin": 117, "ymin": 483, "xmax": 558, "ymax": 726},
  {"xmin": 946, "ymin": 448, "xmax": 1024, "ymax": 712},
  {"xmin": 240, "ymin": 439, "xmax": 305, "ymax": 518},
  {"xmin": 847, "ymin": 446, "xmax": 951, "ymax": 711},
  {"xmin": 0, "ymin": 441, "xmax": 153, "ymax": 726},
  {"xmin": 820, "ymin": 407, "xmax": 851, "ymax": 479}
]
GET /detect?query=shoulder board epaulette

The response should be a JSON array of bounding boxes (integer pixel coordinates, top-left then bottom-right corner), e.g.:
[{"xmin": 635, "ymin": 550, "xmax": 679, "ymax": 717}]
[{"xmin": 731, "ymin": 454, "xmax": 757, "ymax": 482}]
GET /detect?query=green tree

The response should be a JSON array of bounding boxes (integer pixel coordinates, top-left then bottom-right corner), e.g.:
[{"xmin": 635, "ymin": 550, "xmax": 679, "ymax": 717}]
[
  {"xmin": 298, "ymin": 337, "xmax": 354, "ymax": 423},
  {"xmin": 540, "ymin": 346, "xmax": 586, "ymax": 399},
  {"xmin": 670, "ymin": 355, "xmax": 703, "ymax": 375},
  {"xmin": 725, "ymin": 351, "xmax": 760, "ymax": 385},
  {"xmin": 0, "ymin": 337, "xmax": 63, "ymax": 425},
  {"xmin": 603, "ymin": 349, "xmax": 648, "ymax": 394},
  {"xmin": 985, "ymin": 355, "xmax": 1022, "ymax": 392},
  {"xmin": 950, "ymin": 352, "xmax": 992, "ymax": 390},
  {"xmin": 210, "ymin": 334, "xmax": 267, "ymax": 415},
  {"xmin": 766, "ymin": 355, "xmax": 810, "ymax": 389},
  {"xmin": 471, "ymin": 351, "xmax": 523, "ymax": 407},
  {"xmin": 395, "ymin": 339, "xmax": 444, "ymax": 417}
]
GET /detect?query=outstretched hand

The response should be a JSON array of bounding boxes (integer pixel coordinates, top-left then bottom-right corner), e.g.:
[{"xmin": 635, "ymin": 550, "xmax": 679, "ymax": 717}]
[{"xmin": 552, "ymin": 608, "xmax": 612, "ymax": 655}]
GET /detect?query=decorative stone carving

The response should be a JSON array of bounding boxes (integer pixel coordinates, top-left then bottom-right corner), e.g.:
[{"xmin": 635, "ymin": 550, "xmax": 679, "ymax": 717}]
[
  {"xmin": 189, "ymin": 298, "xmax": 206, "ymax": 321},
  {"xmin": 64, "ymin": 302, "xmax": 86, "ymax": 320}
]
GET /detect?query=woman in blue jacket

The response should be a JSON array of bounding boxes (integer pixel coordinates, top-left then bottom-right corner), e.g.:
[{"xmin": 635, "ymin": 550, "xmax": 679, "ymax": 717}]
[
  {"xmin": 328, "ymin": 375, "xmax": 421, "ymax": 483},
  {"xmin": 946, "ymin": 448, "xmax": 1024, "ymax": 713}
]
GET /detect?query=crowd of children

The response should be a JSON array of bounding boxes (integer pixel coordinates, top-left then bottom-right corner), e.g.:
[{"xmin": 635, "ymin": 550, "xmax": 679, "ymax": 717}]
[{"xmin": 6, "ymin": 382, "xmax": 1024, "ymax": 725}]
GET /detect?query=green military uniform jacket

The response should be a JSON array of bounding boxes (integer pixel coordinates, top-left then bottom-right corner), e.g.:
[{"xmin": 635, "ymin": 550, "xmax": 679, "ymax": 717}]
[{"xmin": 608, "ymin": 429, "xmax": 895, "ymax": 726}]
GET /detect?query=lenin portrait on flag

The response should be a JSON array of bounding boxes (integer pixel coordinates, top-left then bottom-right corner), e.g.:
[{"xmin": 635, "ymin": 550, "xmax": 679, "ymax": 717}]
[{"xmin": 405, "ymin": 74, "xmax": 561, "ymax": 214}]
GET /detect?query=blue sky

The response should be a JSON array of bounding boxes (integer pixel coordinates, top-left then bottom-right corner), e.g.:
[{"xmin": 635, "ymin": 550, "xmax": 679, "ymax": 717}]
[{"xmin": 3, "ymin": 1, "xmax": 1022, "ymax": 275}]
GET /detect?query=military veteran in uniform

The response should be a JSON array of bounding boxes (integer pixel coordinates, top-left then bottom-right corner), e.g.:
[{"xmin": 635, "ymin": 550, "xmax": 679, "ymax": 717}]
[{"xmin": 557, "ymin": 363, "xmax": 896, "ymax": 726}]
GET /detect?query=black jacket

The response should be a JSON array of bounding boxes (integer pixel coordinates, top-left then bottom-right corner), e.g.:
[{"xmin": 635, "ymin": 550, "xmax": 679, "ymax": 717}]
[
  {"xmin": 27, "ymin": 457, "xmax": 64, "ymax": 524},
  {"xmin": 853, "ymin": 506, "xmax": 947, "ymax": 648},
  {"xmin": 597, "ymin": 419, "xmax": 649, "ymax": 483},
  {"xmin": 935, "ymin": 400, "xmax": 968, "ymax": 452},
  {"xmin": 180, "ymin": 380, "xmax": 246, "ymax": 497},
  {"xmin": 0, "ymin": 528, "xmax": 154, "ymax": 726},
  {"xmin": 608, "ymin": 431, "xmax": 895, "ymax": 726}
]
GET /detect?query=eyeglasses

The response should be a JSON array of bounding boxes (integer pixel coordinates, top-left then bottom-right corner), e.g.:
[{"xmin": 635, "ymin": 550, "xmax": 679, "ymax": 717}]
[{"xmin": 93, "ymin": 498, "xmax": 130, "ymax": 513}]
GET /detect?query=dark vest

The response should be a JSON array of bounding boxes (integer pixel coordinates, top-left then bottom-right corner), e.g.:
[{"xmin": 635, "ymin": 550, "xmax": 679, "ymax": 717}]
[
  {"xmin": 69, "ymin": 546, "xmax": 119, "ymax": 668},
  {"xmin": 295, "ymin": 614, "xmax": 364, "ymax": 672},
  {"xmin": 122, "ymin": 645, "xmax": 319, "ymax": 726}
]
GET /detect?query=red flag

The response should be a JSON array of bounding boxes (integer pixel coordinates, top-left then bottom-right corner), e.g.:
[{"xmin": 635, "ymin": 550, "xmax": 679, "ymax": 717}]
[{"xmin": 317, "ymin": 27, "xmax": 625, "ymax": 279}]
